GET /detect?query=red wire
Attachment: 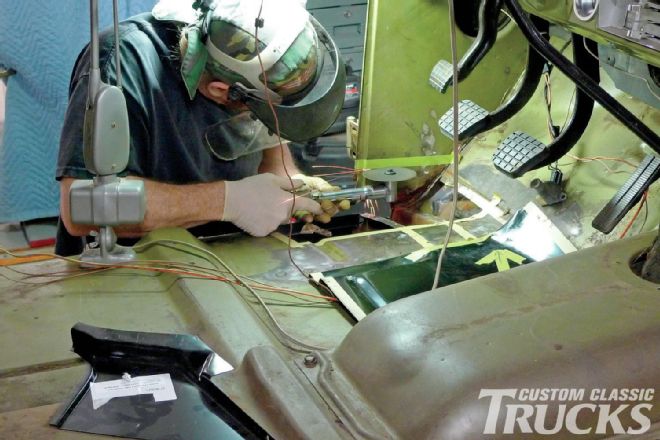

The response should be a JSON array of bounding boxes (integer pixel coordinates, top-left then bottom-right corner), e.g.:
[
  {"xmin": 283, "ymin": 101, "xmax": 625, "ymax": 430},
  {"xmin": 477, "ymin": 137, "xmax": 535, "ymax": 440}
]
[
  {"xmin": 252, "ymin": 6, "xmax": 339, "ymax": 299},
  {"xmin": 253, "ymin": 3, "xmax": 316, "ymax": 278},
  {"xmin": 619, "ymin": 191, "xmax": 648, "ymax": 239}
]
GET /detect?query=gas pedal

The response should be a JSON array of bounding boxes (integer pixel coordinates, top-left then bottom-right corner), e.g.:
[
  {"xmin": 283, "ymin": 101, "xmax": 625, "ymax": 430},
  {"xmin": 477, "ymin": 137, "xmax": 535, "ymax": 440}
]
[
  {"xmin": 593, "ymin": 154, "xmax": 660, "ymax": 234},
  {"xmin": 493, "ymin": 131, "xmax": 550, "ymax": 178},
  {"xmin": 429, "ymin": 60, "xmax": 453, "ymax": 94},
  {"xmin": 438, "ymin": 100, "xmax": 489, "ymax": 141}
]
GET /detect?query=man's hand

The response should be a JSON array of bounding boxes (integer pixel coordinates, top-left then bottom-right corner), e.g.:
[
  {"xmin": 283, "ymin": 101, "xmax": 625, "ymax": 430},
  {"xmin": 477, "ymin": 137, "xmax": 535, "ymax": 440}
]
[
  {"xmin": 222, "ymin": 173, "xmax": 322, "ymax": 237},
  {"xmin": 290, "ymin": 174, "xmax": 352, "ymax": 224},
  {"xmin": 59, "ymin": 177, "xmax": 226, "ymax": 238},
  {"xmin": 291, "ymin": 174, "xmax": 341, "ymax": 192}
]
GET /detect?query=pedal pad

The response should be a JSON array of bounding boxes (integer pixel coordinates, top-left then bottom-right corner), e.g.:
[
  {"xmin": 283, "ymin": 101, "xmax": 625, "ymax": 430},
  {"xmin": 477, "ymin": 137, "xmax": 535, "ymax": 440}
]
[
  {"xmin": 593, "ymin": 154, "xmax": 660, "ymax": 234},
  {"xmin": 429, "ymin": 60, "xmax": 453, "ymax": 93},
  {"xmin": 438, "ymin": 100, "xmax": 489, "ymax": 141},
  {"xmin": 493, "ymin": 131, "xmax": 550, "ymax": 178}
]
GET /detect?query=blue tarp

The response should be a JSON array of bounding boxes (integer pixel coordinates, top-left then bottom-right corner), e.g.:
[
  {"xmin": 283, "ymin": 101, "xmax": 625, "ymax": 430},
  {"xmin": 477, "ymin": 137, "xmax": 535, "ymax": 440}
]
[{"xmin": 0, "ymin": 1, "xmax": 157, "ymax": 222}]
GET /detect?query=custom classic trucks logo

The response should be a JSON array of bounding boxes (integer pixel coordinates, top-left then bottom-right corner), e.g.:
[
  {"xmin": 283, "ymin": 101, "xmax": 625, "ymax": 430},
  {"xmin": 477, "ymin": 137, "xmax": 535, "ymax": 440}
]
[{"xmin": 479, "ymin": 388, "xmax": 656, "ymax": 435}]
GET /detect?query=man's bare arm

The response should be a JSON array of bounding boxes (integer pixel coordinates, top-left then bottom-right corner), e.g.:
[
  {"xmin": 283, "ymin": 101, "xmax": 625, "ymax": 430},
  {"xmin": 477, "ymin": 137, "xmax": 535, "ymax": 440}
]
[
  {"xmin": 61, "ymin": 144, "xmax": 303, "ymax": 238},
  {"xmin": 258, "ymin": 143, "xmax": 302, "ymax": 177},
  {"xmin": 59, "ymin": 177, "xmax": 226, "ymax": 237}
]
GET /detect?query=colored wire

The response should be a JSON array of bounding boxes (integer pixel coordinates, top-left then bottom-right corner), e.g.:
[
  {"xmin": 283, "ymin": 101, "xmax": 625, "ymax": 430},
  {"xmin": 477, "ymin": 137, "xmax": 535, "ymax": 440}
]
[
  {"xmin": 252, "ymin": 3, "xmax": 339, "ymax": 303},
  {"xmin": 311, "ymin": 165, "xmax": 365, "ymax": 171},
  {"xmin": 561, "ymin": 88, "xmax": 577, "ymax": 129},
  {"xmin": 0, "ymin": 244, "xmax": 335, "ymax": 302},
  {"xmin": 311, "ymin": 170, "xmax": 364, "ymax": 178},
  {"xmin": 619, "ymin": 191, "xmax": 649, "ymax": 239},
  {"xmin": 131, "ymin": 240, "xmax": 336, "ymax": 301},
  {"xmin": 639, "ymin": 196, "xmax": 649, "ymax": 233},
  {"xmin": 561, "ymin": 154, "xmax": 639, "ymax": 175},
  {"xmin": 253, "ymin": 1, "xmax": 311, "ymax": 281},
  {"xmin": 543, "ymin": 72, "xmax": 557, "ymax": 140},
  {"xmin": 0, "ymin": 265, "xmax": 328, "ymax": 311},
  {"xmin": 135, "ymin": 238, "xmax": 331, "ymax": 351},
  {"xmin": 432, "ymin": 0, "xmax": 460, "ymax": 290},
  {"xmin": 130, "ymin": 242, "xmax": 334, "ymax": 303},
  {"xmin": 135, "ymin": 239, "xmax": 332, "ymax": 303},
  {"xmin": 0, "ymin": 269, "xmax": 104, "ymax": 286},
  {"xmin": 581, "ymin": 37, "xmax": 660, "ymax": 101},
  {"xmin": 542, "ymin": 68, "xmax": 563, "ymax": 175},
  {"xmin": 2, "ymin": 264, "xmax": 109, "ymax": 279},
  {"xmin": 566, "ymin": 154, "xmax": 639, "ymax": 169}
]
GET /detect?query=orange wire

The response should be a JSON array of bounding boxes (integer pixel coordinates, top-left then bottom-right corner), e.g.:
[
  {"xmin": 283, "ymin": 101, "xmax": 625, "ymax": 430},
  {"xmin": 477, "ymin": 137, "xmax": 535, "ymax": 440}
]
[
  {"xmin": 311, "ymin": 165, "xmax": 366, "ymax": 171},
  {"xmin": 619, "ymin": 191, "xmax": 648, "ymax": 239},
  {"xmin": 86, "ymin": 263, "xmax": 336, "ymax": 301},
  {"xmin": 312, "ymin": 171, "xmax": 364, "ymax": 178},
  {"xmin": 0, "ymin": 247, "xmax": 337, "ymax": 302},
  {"xmin": 567, "ymin": 154, "xmax": 639, "ymax": 169}
]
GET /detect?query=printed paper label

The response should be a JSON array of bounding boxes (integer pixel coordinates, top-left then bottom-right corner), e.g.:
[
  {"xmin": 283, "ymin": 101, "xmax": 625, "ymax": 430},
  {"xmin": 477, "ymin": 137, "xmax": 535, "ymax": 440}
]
[{"xmin": 89, "ymin": 373, "xmax": 177, "ymax": 409}]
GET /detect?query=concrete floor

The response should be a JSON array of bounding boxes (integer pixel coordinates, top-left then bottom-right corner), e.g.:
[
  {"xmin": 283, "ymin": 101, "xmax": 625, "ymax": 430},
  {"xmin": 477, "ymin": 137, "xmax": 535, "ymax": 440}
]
[{"xmin": 0, "ymin": 219, "xmax": 57, "ymax": 252}]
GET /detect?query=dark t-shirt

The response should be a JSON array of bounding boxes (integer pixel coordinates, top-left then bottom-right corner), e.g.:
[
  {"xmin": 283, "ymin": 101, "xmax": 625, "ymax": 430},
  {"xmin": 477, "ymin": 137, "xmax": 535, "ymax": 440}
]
[{"xmin": 56, "ymin": 13, "xmax": 274, "ymax": 255}]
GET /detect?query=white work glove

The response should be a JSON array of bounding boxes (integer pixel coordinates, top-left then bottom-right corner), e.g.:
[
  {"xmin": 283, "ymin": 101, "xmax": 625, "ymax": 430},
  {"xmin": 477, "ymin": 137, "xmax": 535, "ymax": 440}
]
[
  {"xmin": 291, "ymin": 174, "xmax": 341, "ymax": 192},
  {"xmin": 291, "ymin": 174, "xmax": 353, "ymax": 225},
  {"xmin": 222, "ymin": 173, "xmax": 322, "ymax": 237}
]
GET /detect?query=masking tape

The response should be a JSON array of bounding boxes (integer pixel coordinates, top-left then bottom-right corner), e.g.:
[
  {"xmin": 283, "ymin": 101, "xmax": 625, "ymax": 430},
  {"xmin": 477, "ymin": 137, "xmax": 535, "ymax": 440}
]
[
  {"xmin": 449, "ymin": 223, "xmax": 476, "ymax": 240},
  {"xmin": 318, "ymin": 242, "xmax": 349, "ymax": 262},
  {"xmin": 406, "ymin": 234, "xmax": 491, "ymax": 262},
  {"xmin": 399, "ymin": 228, "xmax": 433, "ymax": 248},
  {"xmin": 315, "ymin": 227, "xmax": 399, "ymax": 246},
  {"xmin": 456, "ymin": 184, "xmax": 507, "ymax": 224},
  {"xmin": 270, "ymin": 232, "xmax": 305, "ymax": 248},
  {"xmin": 355, "ymin": 154, "xmax": 453, "ymax": 170},
  {"xmin": 310, "ymin": 272, "xmax": 366, "ymax": 321}
]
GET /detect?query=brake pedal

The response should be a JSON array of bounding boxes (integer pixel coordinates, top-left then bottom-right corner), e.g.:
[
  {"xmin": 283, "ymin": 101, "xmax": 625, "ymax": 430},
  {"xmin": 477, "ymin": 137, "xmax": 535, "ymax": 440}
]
[
  {"xmin": 438, "ymin": 100, "xmax": 489, "ymax": 141},
  {"xmin": 593, "ymin": 154, "xmax": 660, "ymax": 234},
  {"xmin": 493, "ymin": 131, "xmax": 552, "ymax": 178},
  {"xmin": 429, "ymin": 60, "xmax": 453, "ymax": 94}
]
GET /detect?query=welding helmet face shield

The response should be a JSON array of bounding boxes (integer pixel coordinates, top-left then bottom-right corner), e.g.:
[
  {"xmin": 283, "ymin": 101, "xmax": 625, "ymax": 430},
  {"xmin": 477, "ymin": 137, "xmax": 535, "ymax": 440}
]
[
  {"xmin": 203, "ymin": 111, "xmax": 278, "ymax": 161},
  {"xmin": 227, "ymin": 16, "xmax": 346, "ymax": 142},
  {"xmin": 204, "ymin": 17, "xmax": 322, "ymax": 103},
  {"xmin": 175, "ymin": 0, "xmax": 345, "ymax": 142}
]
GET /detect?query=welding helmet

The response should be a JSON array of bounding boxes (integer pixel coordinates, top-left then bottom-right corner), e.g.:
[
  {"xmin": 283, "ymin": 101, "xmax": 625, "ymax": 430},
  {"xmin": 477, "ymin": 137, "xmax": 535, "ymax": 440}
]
[{"xmin": 160, "ymin": 0, "xmax": 345, "ymax": 142}]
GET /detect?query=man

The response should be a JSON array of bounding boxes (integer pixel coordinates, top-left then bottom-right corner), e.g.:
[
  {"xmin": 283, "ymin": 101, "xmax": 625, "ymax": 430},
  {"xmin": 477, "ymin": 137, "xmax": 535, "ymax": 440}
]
[{"xmin": 55, "ymin": 0, "xmax": 345, "ymax": 256}]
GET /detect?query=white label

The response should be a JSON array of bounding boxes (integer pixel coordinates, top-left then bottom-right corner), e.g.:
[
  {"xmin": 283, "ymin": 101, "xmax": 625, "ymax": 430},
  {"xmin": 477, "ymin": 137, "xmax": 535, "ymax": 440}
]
[{"xmin": 89, "ymin": 373, "xmax": 177, "ymax": 410}]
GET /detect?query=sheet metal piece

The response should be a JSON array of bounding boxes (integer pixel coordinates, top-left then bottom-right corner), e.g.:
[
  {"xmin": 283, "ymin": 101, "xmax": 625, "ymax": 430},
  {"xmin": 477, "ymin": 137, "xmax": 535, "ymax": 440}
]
[
  {"xmin": 51, "ymin": 323, "xmax": 271, "ymax": 440},
  {"xmin": 316, "ymin": 204, "xmax": 573, "ymax": 320}
]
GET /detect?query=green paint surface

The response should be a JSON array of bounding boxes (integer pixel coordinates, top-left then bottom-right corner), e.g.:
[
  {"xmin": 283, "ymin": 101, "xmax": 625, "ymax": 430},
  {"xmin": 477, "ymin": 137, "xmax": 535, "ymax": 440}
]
[{"xmin": 357, "ymin": 0, "xmax": 529, "ymax": 162}]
